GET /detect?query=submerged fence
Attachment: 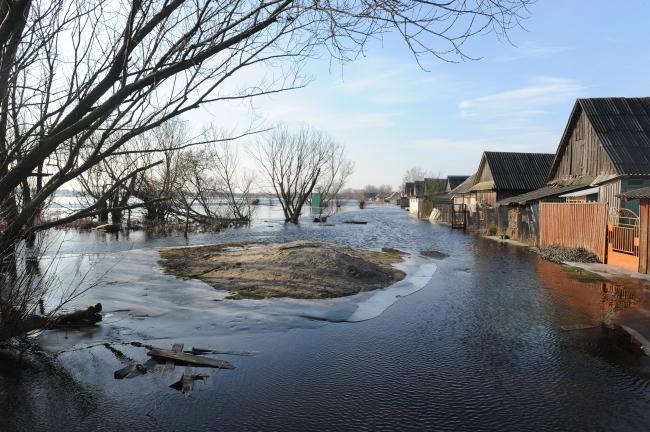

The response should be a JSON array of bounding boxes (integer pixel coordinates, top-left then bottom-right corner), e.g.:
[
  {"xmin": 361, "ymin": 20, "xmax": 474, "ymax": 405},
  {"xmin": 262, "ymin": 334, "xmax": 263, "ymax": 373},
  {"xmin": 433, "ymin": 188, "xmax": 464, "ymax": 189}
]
[{"xmin": 539, "ymin": 202, "xmax": 608, "ymax": 261}]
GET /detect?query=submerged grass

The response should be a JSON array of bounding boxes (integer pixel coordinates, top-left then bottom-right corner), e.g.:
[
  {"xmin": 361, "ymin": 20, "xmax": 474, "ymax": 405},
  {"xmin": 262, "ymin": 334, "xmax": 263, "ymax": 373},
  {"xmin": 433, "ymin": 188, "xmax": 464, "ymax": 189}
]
[{"xmin": 561, "ymin": 266, "xmax": 608, "ymax": 283}]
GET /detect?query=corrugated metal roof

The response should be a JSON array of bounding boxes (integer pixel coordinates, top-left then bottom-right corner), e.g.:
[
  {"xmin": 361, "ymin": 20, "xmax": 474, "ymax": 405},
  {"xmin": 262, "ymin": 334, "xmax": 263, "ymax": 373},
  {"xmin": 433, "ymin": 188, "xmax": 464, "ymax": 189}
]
[
  {"xmin": 447, "ymin": 175, "xmax": 470, "ymax": 190},
  {"xmin": 495, "ymin": 176, "xmax": 596, "ymax": 206},
  {"xmin": 550, "ymin": 97, "xmax": 650, "ymax": 178},
  {"xmin": 580, "ymin": 97, "xmax": 650, "ymax": 175},
  {"xmin": 450, "ymin": 173, "xmax": 476, "ymax": 195},
  {"xmin": 559, "ymin": 186, "xmax": 599, "ymax": 198},
  {"xmin": 619, "ymin": 186, "xmax": 650, "ymax": 200},
  {"xmin": 495, "ymin": 184, "xmax": 590, "ymax": 206},
  {"xmin": 482, "ymin": 151, "xmax": 555, "ymax": 190}
]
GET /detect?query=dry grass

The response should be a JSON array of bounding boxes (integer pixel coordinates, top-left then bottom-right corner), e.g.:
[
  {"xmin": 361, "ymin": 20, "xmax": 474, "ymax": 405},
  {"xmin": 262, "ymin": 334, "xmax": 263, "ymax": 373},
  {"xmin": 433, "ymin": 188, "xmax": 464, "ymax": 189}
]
[{"xmin": 159, "ymin": 241, "xmax": 406, "ymax": 300}]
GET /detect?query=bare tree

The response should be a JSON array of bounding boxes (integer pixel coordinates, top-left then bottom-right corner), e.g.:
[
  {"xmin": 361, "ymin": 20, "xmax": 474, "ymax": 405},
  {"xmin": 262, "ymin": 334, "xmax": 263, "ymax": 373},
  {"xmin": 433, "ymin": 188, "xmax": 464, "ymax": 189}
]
[
  {"xmin": 253, "ymin": 125, "xmax": 350, "ymax": 223},
  {"xmin": 0, "ymin": 0, "xmax": 531, "ymax": 340},
  {"xmin": 314, "ymin": 143, "xmax": 354, "ymax": 217},
  {"xmin": 401, "ymin": 167, "xmax": 435, "ymax": 189}
]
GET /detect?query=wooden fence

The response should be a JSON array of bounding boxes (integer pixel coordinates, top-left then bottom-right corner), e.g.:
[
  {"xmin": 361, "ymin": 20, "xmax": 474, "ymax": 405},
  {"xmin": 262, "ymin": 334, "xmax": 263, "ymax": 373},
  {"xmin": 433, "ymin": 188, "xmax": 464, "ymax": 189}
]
[{"xmin": 539, "ymin": 202, "xmax": 608, "ymax": 262}]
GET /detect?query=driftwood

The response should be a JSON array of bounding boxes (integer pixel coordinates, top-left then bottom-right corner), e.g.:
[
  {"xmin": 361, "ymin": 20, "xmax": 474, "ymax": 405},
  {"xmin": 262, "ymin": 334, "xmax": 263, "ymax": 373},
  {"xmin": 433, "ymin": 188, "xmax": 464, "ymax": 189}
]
[
  {"xmin": 147, "ymin": 347, "xmax": 235, "ymax": 369},
  {"xmin": 186, "ymin": 347, "xmax": 256, "ymax": 356},
  {"xmin": 0, "ymin": 303, "xmax": 103, "ymax": 341},
  {"xmin": 114, "ymin": 359, "xmax": 157, "ymax": 379},
  {"xmin": 95, "ymin": 224, "xmax": 121, "ymax": 233},
  {"xmin": 51, "ymin": 303, "xmax": 103, "ymax": 327},
  {"xmin": 164, "ymin": 343, "xmax": 185, "ymax": 373},
  {"xmin": 169, "ymin": 369, "xmax": 209, "ymax": 395}
]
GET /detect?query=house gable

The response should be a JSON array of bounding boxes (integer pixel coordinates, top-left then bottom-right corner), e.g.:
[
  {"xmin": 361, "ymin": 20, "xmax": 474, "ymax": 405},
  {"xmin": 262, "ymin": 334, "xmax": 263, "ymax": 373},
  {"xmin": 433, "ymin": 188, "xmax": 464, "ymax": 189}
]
[
  {"xmin": 549, "ymin": 97, "xmax": 650, "ymax": 182},
  {"xmin": 476, "ymin": 154, "xmax": 493, "ymax": 184},
  {"xmin": 548, "ymin": 102, "xmax": 617, "ymax": 182}
]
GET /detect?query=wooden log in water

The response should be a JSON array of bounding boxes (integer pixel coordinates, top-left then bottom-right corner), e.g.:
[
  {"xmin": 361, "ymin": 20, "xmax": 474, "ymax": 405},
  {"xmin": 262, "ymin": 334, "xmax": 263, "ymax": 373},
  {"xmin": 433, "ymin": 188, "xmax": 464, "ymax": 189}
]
[
  {"xmin": 148, "ymin": 348, "xmax": 235, "ymax": 369},
  {"xmin": 0, "ymin": 303, "xmax": 103, "ymax": 341},
  {"xmin": 52, "ymin": 303, "xmax": 103, "ymax": 326},
  {"xmin": 164, "ymin": 343, "xmax": 184, "ymax": 373}
]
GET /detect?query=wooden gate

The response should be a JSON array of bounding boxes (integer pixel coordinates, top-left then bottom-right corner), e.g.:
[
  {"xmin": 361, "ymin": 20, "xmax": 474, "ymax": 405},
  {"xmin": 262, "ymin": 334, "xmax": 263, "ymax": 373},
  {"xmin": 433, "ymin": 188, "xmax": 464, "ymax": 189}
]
[
  {"xmin": 451, "ymin": 204, "xmax": 467, "ymax": 229},
  {"xmin": 606, "ymin": 208, "xmax": 640, "ymax": 272}
]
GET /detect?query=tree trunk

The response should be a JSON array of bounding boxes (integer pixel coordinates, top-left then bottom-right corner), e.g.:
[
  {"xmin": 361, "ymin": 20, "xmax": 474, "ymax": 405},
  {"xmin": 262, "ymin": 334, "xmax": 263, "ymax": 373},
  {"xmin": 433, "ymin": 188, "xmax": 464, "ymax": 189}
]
[
  {"xmin": 97, "ymin": 198, "xmax": 109, "ymax": 223},
  {"xmin": 111, "ymin": 209, "xmax": 123, "ymax": 225}
]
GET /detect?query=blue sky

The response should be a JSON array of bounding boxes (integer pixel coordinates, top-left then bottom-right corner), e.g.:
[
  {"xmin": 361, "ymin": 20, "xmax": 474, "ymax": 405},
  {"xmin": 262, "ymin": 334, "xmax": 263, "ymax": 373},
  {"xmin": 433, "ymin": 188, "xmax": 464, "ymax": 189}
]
[{"xmin": 195, "ymin": 0, "xmax": 650, "ymax": 189}]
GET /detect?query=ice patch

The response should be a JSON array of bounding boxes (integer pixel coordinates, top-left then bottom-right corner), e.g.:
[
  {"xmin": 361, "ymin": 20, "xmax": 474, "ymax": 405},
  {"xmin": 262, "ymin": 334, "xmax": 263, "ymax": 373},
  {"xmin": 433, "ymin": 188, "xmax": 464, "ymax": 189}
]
[{"xmin": 346, "ymin": 258, "xmax": 437, "ymax": 322}]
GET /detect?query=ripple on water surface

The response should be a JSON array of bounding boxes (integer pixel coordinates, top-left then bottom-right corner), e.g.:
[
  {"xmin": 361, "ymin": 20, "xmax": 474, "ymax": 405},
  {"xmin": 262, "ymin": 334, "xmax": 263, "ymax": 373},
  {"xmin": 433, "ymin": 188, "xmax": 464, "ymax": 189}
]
[{"xmin": 4, "ymin": 204, "xmax": 650, "ymax": 432}]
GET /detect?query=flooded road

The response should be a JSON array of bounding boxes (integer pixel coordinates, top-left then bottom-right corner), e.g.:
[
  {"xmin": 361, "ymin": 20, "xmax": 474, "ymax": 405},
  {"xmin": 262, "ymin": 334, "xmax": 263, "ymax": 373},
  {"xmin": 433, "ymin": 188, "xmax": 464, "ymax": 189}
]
[{"xmin": 2, "ymin": 204, "xmax": 650, "ymax": 431}]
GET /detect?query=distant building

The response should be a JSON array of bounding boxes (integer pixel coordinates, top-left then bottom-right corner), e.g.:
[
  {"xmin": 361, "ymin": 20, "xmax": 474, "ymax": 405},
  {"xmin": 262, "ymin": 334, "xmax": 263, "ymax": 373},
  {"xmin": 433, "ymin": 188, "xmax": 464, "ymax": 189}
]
[
  {"xmin": 408, "ymin": 177, "xmax": 446, "ymax": 219},
  {"xmin": 430, "ymin": 175, "xmax": 471, "ymax": 224},
  {"xmin": 444, "ymin": 175, "xmax": 470, "ymax": 192}
]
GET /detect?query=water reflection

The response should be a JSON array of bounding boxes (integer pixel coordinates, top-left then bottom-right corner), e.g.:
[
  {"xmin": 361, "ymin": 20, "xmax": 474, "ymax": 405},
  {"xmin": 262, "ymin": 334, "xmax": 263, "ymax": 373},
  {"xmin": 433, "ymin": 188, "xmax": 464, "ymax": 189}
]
[{"xmin": 2, "ymin": 205, "xmax": 650, "ymax": 431}]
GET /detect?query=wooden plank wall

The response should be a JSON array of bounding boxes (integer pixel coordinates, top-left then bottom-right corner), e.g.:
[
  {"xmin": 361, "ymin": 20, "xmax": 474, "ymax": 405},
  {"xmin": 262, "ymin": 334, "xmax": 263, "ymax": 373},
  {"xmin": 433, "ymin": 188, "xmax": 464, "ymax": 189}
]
[
  {"xmin": 639, "ymin": 200, "xmax": 650, "ymax": 274},
  {"xmin": 598, "ymin": 180, "xmax": 622, "ymax": 210},
  {"xmin": 539, "ymin": 202, "xmax": 608, "ymax": 262},
  {"xmin": 553, "ymin": 111, "xmax": 616, "ymax": 180}
]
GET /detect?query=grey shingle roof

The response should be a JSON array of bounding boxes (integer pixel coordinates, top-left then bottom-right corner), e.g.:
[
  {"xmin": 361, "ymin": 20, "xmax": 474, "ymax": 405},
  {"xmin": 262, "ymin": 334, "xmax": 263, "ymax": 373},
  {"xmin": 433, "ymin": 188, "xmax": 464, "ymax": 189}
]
[{"xmin": 483, "ymin": 151, "xmax": 555, "ymax": 191}]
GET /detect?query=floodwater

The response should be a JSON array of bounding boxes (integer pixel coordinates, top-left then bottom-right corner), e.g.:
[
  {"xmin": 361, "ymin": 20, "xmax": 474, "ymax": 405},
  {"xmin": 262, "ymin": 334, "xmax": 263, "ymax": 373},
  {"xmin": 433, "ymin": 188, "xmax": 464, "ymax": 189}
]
[{"xmin": 2, "ymin": 204, "xmax": 650, "ymax": 431}]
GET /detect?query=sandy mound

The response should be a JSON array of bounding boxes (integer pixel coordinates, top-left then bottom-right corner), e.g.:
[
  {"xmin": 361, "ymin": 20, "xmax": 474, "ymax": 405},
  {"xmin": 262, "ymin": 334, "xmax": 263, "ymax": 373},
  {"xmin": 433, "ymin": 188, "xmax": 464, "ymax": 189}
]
[{"xmin": 159, "ymin": 241, "xmax": 406, "ymax": 299}]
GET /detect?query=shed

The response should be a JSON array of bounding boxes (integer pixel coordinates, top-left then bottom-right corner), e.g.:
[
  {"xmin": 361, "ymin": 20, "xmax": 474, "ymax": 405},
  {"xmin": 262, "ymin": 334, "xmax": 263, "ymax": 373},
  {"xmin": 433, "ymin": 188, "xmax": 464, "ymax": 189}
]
[
  {"xmin": 547, "ymin": 97, "xmax": 650, "ymax": 215},
  {"xmin": 470, "ymin": 151, "xmax": 555, "ymax": 206}
]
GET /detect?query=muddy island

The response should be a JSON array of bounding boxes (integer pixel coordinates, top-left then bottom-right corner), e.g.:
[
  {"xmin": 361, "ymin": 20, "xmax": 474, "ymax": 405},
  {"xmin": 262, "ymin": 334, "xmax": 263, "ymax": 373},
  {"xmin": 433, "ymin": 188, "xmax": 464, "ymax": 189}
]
[{"xmin": 159, "ymin": 241, "xmax": 407, "ymax": 299}]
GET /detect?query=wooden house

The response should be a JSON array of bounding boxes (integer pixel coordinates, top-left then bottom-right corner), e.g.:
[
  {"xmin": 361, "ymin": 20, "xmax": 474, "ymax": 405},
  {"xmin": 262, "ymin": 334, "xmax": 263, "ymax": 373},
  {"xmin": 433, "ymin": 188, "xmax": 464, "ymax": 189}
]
[
  {"xmin": 430, "ymin": 175, "xmax": 470, "ymax": 224},
  {"xmin": 404, "ymin": 182, "xmax": 415, "ymax": 197},
  {"xmin": 448, "ymin": 174, "xmax": 477, "ymax": 228},
  {"xmin": 445, "ymin": 175, "xmax": 470, "ymax": 192},
  {"xmin": 545, "ymin": 97, "xmax": 650, "ymax": 215},
  {"xmin": 408, "ymin": 180, "xmax": 425, "ymax": 218},
  {"xmin": 409, "ymin": 178, "xmax": 446, "ymax": 219},
  {"xmin": 469, "ymin": 151, "xmax": 555, "ymax": 206},
  {"xmin": 496, "ymin": 97, "xmax": 650, "ymax": 244}
]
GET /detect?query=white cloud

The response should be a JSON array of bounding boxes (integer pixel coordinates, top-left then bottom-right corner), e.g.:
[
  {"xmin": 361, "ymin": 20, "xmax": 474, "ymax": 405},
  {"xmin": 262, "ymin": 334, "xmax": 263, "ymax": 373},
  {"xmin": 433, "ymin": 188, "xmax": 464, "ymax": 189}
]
[
  {"xmin": 413, "ymin": 138, "xmax": 489, "ymax": 152},
  {"xmin": 332, "ymin": 59, "xmax": 458, "ymax": 105},
  {"xmin": 494, "ymin": 42, "xmax": 573, "ymax": 62},
  {"xmin": 458, "ymin": 76, "xmax": 585, "ymax": 121},
  {"xmin": 413, "ymin": 132, "xmax": 558, "ymax": 155},
  {"xmin": 261, "ymin": 100, "xmax": 400, "ymax": 130}
]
